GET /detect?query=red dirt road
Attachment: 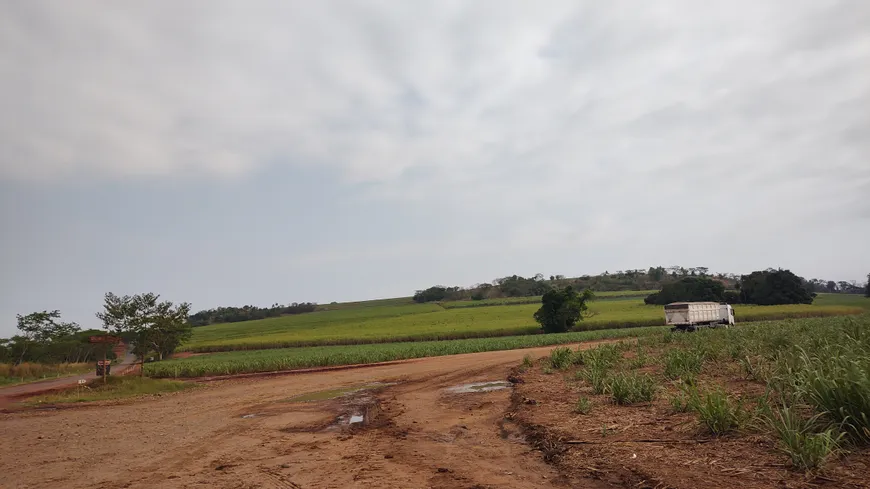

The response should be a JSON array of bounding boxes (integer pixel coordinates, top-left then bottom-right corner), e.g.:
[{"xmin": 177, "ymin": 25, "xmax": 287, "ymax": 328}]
[
  {"xmin": 0, "ymin": 352, "xmax": 137, "ymax": 407},
  {"xmin": 0, "ymin": 343, "xmax": 607, "ymax": 489}
]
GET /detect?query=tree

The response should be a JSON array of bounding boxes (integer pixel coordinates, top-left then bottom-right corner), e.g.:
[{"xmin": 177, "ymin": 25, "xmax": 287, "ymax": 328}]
[
  {"xmin": 96, "ymin": 292, "xmax": 192, "ymax": 375},
  {"xmin": 534, "ymin": 286, "xmax": 595, "ymax": 334},
  {"xmin": 644, "ymin": 277, "xmax": 725, "ymax": 305},
  {"xmin": 14, "ymin": 310, "xmax": 79, "ymax": 364},
  {"xmin": 865, "ymin": 274, "xmax": 870, "ymax": 298},
  {"xmin": 147, "ymin": 302, "xmax": 192, "ymax": 360},
  {"xmin": 738, "ymin": 269, "xmax": 815, "ymax": 305}
]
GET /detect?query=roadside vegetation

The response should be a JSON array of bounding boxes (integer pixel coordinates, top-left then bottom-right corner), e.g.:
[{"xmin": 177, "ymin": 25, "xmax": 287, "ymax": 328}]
[
  {"xmin": 525, "ymin": 314, "xmax": 870, "ymax": 473},
  {"xmin": 26, "ymin": 376, "xmax": 194, "ymax": 404},
  {"xmin": 146, "ymin": 326, "xmax": 668, "ymax": 378},
  {"xmin": 0, "ymin": 362, "xmax": 93, "ymax": 386}
]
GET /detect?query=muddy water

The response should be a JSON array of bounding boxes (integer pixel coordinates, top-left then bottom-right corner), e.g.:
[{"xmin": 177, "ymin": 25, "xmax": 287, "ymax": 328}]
[
  {"xmin": 284, "ymin": 382, "xmax": 394, "ymax": 402},
  {"xmin": 446, "ymin": 380, "xmax": 512, "ymax": 393}
]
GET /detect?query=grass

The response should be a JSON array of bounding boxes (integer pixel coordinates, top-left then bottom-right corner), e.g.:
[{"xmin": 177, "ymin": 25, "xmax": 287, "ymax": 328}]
[
  {"xmin": 181, "ymin": 293, "xmax": 868, "ymax": 353},
  {"xmin": 148, "ymin": 326, "xmax": 668, "ymax": 378},
  {"xmin": 575, "ymin": 396, "xmax": 592, "ymax": 414},
  {"xmin": 544, "ymin": 313, "xmax": 870, "ymax": 471},
  {"xmin": 606, "ymin": 372, "xmax": 657, "ymax": 405},
  {"xmin": 662, "ymin": 349, "xmax": 704, "ymax": 382},
  {"xmin": 0, "ymin": 362, "xmax": 93, "ymax": 386},
  {"xmin": 764, "ymin": 405, "xmax": 842, "ymax": 471},
  {"xmin": 685, "ymin": 385, "xmax": 744, "ymax": 435},
  {"xmin": 548, "ymin": 347, "xmax": 574, "ymax": 370},
  {"xmin": 26, "ymin": 376, "xmax": 194, "ymax": 404}
]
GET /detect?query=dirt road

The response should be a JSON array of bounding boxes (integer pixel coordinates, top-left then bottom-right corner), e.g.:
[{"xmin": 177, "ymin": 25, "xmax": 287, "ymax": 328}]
[
  {"xmin": 0, "ymin": 342, "xmax": 611, "ymax": 489},
  {"xmin": 0, "ymin": 352, "xmax": 137, "ymax": 408}
]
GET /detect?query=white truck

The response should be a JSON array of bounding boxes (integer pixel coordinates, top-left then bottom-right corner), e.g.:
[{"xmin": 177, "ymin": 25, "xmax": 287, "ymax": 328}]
[{"xmin": 664, "ymin": 302, "xmax": 734, "ymax": 332}]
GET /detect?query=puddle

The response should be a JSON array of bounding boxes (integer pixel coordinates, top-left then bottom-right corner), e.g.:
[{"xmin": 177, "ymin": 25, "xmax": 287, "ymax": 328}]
[
  {"xmin": 241, "ymin": 414, "xmax": 258, "ymax": 419},
  {"xmin": 446, "ymin": 381, "xmax": 512, "ymax": 394},
  {"xmin": 285, "ymin": 382, "xmax": 395, "ymax": 403},
  {"xmin": 349, "ymin": 414, "xmax": 364, "ymax": 424}
]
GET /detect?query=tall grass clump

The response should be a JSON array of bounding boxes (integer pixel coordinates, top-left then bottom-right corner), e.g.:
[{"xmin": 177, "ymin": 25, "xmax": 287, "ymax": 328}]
[
  {"xmin": 580, "ymin": 367, "xmax": 609, "ymax": 395},
  {"xmin": 574, "ymin": 396, "xmax": 592, "ymax": 414},
  {"xmin": 792, "ymin": 347, "xmax": 870, "ymax": 444},
  {"xmin": 662, "ymin": 349, "xmax": 704, "ymax": 382},
  {"xmin": 685, "ymin": 385, "xmax": 744, "ymax": 435},
  {"xmin": 577, "ymin": 344, "xmax": 622, "ymax": 370},
  {"xmin": 763, "ymin": 405, "xmax": 842, "ymax": 471},
  {"xmin": 606, "ymin": 372, "xmax": 657, "ymax": 405},
  {"xmin": 548, "ymin": 347, "xmax": 574, "ymax": 370}
]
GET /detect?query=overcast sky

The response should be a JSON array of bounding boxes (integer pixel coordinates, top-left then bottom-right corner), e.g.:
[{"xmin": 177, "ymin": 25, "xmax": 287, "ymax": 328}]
[{"xmin": 1, "ymin": 1, "xmax": 868, "ymax": 335}]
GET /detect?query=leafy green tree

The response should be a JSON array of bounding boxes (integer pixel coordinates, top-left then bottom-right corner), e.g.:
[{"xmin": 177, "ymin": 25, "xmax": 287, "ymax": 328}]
[
  {"xmin": 865, "ymin": 274, "xmax": 870, "ymax": 298},
  {"xmin": 644, "ymin": 277, "xmax": 725, "ymax": 305},
  {"xmin": 14, "ymin": 310, "xmax": 80, "ymax": 364},
  {"xmin": 738, "ymin": 269, "xmax": 815, "ymax": 305},
  {"xmin": 96, "ymin": 292, "xmax": 192, "ymax": 375},
  {"xmin": 534, "ymin": 286, "xmax": 595, "ymax": 334}
]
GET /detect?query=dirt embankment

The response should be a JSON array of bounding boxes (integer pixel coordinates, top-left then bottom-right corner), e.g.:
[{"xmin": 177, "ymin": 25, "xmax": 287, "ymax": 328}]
[{"xmin": 508, "ymin": 358, "xmax": 870, "ymax": 489}]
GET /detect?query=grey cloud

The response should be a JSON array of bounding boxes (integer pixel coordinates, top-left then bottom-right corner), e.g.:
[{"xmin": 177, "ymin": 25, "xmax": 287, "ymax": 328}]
[{"xmin": 1, "ymin": 0, "xmax": 869, "ymax": 328}]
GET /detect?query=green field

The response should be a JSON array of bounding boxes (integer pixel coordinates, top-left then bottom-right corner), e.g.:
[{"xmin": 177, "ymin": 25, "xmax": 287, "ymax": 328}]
[
  {"xmin": 148, "ymin": 326, "xmax": 669, "ymax": 378},
  {"xmin": 180, "ymin": 293, "xmax": 869, "ymax": 353},
  {"xmin": 150, "ymin": 312, "xmax": 870, "ymax": 378}
]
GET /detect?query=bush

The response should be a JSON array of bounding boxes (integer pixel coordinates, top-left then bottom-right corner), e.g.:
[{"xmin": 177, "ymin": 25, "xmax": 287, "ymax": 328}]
[
  {"xmin": 764, "ymin": 405, "xmax": 842, "ymax": 471},
  {"xmin": 606, "ymin": 372, "xmax": 657, "ymax": 405}
]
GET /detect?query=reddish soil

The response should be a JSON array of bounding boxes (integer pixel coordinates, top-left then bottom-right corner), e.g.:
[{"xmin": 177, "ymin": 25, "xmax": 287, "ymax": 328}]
[
  {"xmin": 0, "ymin": 342, "xmax": 604, "ymax": 489},
  {"xmin": 3, "ymin": 340, "xmax": 866, "ymax": 489},
  {"xmin": 0, "ymin": 353, "xmax": 137, "ymax": 408},
  {"xmin": 511, "ymin": 354, "xmax": 870, "ymax": 488}
]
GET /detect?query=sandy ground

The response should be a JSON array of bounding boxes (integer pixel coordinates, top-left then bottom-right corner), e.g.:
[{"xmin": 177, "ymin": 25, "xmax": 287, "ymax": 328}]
[{"xmin": 0, "ymin": 342, "xmax": 610, "ymax": 489}]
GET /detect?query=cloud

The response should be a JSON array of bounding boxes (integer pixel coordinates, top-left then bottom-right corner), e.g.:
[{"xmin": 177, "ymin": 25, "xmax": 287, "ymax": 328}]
[{"xmin": 1, "ymin": 0, "xmax": 869, "ymax": 317}]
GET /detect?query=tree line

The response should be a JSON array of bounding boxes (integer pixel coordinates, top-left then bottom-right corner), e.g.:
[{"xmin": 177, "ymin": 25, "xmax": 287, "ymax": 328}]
[
  {"xmin": 413, "ymin": 267, "xmax": 867, "ymax": 303},
  {"xmin": 2, "ymin": 292, "xmax": 192, "ymax": 371},
  {"xmin": 188, "ymin": 302, "xmax": 317, "ymax": 327},
  {"xmin": 643, "ymin": 269, "xmax": 817, "ymax": 306}
]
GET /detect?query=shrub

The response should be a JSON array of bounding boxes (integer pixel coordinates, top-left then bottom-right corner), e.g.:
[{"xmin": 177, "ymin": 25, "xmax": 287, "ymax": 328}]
[
  {"xmin": 764, "ymin": 405, "xmax": 842, "ymax": 471},
  {"xmin": 606, "ymin": 372, "xmax": 657, "ymax": 405}
]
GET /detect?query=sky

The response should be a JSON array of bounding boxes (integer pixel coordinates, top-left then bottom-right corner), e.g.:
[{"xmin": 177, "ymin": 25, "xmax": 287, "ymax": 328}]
[{"xmin": 1, "ymin": 1, "xmax": 869, "ymax": 335}]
